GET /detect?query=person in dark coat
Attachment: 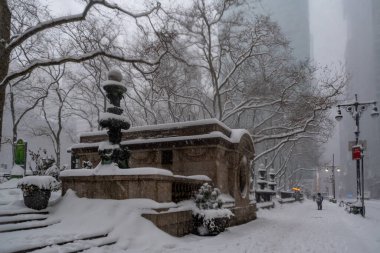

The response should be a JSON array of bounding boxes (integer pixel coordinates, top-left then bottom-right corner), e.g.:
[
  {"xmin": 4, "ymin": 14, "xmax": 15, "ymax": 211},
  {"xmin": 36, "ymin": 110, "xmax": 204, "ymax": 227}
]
[{"xmin": 316, "ymin": 193, "xmax": 323, "ymax": 210}]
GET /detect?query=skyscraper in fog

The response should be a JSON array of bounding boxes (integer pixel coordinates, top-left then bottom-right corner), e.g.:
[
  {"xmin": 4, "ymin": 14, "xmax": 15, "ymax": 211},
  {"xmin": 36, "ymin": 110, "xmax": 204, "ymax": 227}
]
[
  {"xmin": 245, "ymin": 0, "xmax": 315, "ymax": 190},
  {"xmin": 256, "ymin": 0, "xmax": 310, "ymax": 60},
  {"xmin": 341, "ymin": 0, "xmax": 380, "ymax": 198}
]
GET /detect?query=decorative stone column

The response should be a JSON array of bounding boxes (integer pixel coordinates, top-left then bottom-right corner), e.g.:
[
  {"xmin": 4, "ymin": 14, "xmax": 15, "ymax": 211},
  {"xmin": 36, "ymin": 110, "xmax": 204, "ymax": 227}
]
[
  {"xmin": 98, "ymin": 69, "xmax": 130, "ymax": 168},
  {"xmin": 268, "ymin": 168, "xmax": 276, "ymax": 191},
  {"xmin": 256, "ymin": 163, "xmax": 268, "ymax": 191},
  {"xmin": 255, "ymin": 163, "xmax": 268, "ymax": 202}
]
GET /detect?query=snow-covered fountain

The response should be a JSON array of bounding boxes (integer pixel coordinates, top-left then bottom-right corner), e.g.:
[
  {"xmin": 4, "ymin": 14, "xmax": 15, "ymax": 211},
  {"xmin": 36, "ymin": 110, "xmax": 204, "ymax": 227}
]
[{"xmin": 61, "ymin": 69, "xmax": 257, "ymax": 236}]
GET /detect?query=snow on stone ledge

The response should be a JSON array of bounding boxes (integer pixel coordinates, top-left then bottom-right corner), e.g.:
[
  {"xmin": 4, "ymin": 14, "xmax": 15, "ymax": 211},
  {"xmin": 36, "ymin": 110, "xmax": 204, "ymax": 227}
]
[
  {"xmin": 17, "ymin": 176, "xmax": 59, "ymax": 190},
  {"xmin": 71, "ymin": 130, "xmax": 252, "ymax": 151},
  {"xmin": 230, "ymin": 128, "xmax": 252, "ymax": 143},
  {"xmin": 60, "ymin": 164, "xmax": 174, "ymax": 177},
  {"xmin": 98, "ymin": 141, "xmax": 120, "ymax": 151},
  {"xmin": 173, "ymin": 175, "xmax": 211, "ymax": 181},
  {"xmin": 73, "ymin": 119, "xmax": 253, "ymax": 151},
  {"xmin": 79, "ymin": 118, "xmax": 230, "ymax": 137},
  {"xmin": 101, "ymin": 79, "xmax": 125, "ymax": 89},
  {"xmin": 121, "ymin": 131, "xmax": 231, "ymax": 146},
  {"xmin": 99, "ymin": 112, "xmax": 129, "ymax": 123}
]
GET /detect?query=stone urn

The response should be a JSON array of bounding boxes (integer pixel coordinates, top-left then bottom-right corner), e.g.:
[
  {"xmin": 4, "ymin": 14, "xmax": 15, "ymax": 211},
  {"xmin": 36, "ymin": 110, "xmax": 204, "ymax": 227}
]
[
  {"xmin": 192, "ymin": 183, "xmax": 233, "ymax": 236},
  {"xmin": 192, "ymin": 213, "xmax": 231, "ymax": 236},
  {"xmin": 17, "ymin": 176, "xmax": 60, "ymax": 210}
]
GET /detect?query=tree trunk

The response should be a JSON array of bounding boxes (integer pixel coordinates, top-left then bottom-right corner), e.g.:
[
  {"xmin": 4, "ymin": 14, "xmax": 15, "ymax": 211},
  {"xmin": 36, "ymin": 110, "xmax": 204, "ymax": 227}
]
[{"xmin": 0, "ymin": 0, "xmax": 11, "ymax": 150}]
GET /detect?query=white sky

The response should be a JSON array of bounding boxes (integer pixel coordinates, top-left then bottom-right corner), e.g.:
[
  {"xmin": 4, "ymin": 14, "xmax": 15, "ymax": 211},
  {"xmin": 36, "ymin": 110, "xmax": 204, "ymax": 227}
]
[
  {"xmin": 309, "ymin": 0, "xmax": 346, "ymax": 165},
  {"xmin": 310, "ymin": 0, "xmax": 346, "ymax": 66}
]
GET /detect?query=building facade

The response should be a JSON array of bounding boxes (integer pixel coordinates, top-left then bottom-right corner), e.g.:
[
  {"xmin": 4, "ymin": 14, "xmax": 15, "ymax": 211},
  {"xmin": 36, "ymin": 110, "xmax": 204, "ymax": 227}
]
[{"xmin": 340, "ymin": 0, "xmax": 380, "ymax": 198}]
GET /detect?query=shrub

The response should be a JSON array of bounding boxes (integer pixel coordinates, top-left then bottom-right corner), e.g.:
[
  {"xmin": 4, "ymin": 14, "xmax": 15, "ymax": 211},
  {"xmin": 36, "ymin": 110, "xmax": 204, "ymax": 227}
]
[{"xmin": 192, "ymin": 183, "xmax": 233, "ymax": 236}]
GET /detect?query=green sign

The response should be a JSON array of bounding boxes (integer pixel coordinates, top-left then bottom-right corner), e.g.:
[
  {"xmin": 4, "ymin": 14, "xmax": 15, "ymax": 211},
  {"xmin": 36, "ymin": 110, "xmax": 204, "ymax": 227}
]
[{"xmin": 15, "ymin": 139, "xmax": 27, "ymax": 166}]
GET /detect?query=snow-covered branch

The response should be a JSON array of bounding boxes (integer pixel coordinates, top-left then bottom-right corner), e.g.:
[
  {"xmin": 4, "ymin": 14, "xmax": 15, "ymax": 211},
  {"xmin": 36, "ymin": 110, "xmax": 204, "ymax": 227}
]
[
  {"xmin": 6, "ymin": 0, "xmax": 161, "ymax": 52},
  {"xmin": 1, "ymin": 50, "xmax": 165, "ymax": 87}
]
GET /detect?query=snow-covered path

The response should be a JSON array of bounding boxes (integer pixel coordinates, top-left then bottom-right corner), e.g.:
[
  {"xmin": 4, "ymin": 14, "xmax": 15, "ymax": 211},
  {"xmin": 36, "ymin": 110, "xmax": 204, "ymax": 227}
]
[
  {"xmin": 157, "ymin": 200, "xmax": 380, "ymax": 253},
  {"xmin": 1, "ymin": 185, "xmax": 379, "ymax": 253}
]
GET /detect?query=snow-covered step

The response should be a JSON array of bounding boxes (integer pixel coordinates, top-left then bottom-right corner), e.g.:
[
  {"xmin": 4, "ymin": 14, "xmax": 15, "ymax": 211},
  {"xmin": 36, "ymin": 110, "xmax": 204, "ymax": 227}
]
[
  {"xmin": 33, "ymin": 237, "xmax": 117, "ymax": 253},
  {"xmin": 0, "ymin": 213, "xmax": 48, "ymax": 225},
  {"xmin": 7, "ymin": 233, "xmax": 115, "ymax": 253},
  {"xmin": 0, "ymin": 219, "xmax": 60, "ymax": 233},
  {"xmin": 0, "ymin": 209, "xmax": 49, "ymax": 217}
]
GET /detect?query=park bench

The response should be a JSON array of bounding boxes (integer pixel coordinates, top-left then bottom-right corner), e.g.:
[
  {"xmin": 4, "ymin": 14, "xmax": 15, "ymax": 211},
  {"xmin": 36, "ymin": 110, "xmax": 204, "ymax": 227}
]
[{"xmin": 344, "ymin": 201, "xmax": 363, "ymax": 215}]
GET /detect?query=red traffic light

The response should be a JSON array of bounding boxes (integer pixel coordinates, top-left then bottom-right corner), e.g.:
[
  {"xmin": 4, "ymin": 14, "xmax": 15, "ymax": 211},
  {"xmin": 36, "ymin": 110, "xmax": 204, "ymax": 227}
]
[{"xmin": 352, "ymin": 146, "xmax": 362, "ymax": 160}]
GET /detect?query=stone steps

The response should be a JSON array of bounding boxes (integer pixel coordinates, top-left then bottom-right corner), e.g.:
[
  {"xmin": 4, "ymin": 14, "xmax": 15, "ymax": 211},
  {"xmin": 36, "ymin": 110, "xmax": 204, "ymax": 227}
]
[
  {"xmin": 0, "ymin": 210, "xmax": 60, "ymax": 233},
  {"xmin": 8, "ymin": 233, "xmax": 116, "ymax": 253},
  {"xmin": 0, "ymin": 213, "xmax": 48, "ymax": 225},
  {"xmin": 0, "ymin": 210, "xmax": 49, "ymax": 217},
  {"xmin": 0, "ymin": 218, "xmax": 60, "ymax": 233}
]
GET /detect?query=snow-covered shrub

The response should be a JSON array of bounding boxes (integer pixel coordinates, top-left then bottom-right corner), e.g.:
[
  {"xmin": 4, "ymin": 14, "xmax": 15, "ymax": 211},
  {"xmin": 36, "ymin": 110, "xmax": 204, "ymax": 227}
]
[
  {"xmin": 45, "ymin": 164, "xmax": 61, "ymax": 180},
  {"xmin": 195, "ymin": 183, "xmax": 223, "ymax": 209},
  {"xmin": 82, "ymin": 160, "xmax": 93, "ymax": 169},
  {"xmin": 29, "ymin": 148, "xmax": 55, "ymax": 175},
  {"xmin": 28, "ymin": 148, "xmax": 65, "ymax": 180},
  {"xmin": 192, "ymin": 183, "xmax": 233, "ymax": 236}
]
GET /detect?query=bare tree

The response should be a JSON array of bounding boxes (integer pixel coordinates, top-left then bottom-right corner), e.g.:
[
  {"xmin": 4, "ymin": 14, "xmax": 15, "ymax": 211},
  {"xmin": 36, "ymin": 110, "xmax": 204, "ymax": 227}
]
[
  {"xmin": 150, "ymin": 0, "xmax": 346, "ymax": 179},
  {"xmin": 0, "ymin": 0, "xmax": 164, "ymax": 147},
  {"xmin": 7, "ymin": 73, "xmax": 54, "ymax": 165},
  {"xmin": 27, "ymin": 65, "xmax": 77, "ymax": 168}
]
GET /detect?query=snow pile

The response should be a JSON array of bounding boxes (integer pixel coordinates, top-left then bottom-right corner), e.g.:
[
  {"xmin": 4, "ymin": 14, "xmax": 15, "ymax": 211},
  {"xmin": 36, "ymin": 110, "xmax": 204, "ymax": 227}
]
[
  {"xmin": 0, "ymin": 190, "xmax": 178, "ymax": 253},
  {"xmin": 1, "ymin": 182, "xmax": 380, "ymax": 253},
  {"xmin": 0, "ymin": 178, "xmax": 19, "ymax": 189},
  {"xmin": 11, "ymin": 164, "xmax": 24, "ymax": 176}
]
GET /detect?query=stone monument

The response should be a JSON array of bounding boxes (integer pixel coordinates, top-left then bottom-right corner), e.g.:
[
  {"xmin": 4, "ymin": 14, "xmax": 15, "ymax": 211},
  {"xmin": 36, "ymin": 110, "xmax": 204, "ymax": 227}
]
[{"xmin": 61, "ymin": 70, "xmax": 257, "ymax": 237}]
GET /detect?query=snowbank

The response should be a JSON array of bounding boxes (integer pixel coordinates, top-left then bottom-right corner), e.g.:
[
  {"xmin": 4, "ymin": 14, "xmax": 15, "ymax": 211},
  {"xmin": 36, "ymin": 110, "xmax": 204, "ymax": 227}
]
[{"xmin": 11, "ymin": 164, "xmax": 24, "ymax": 176}]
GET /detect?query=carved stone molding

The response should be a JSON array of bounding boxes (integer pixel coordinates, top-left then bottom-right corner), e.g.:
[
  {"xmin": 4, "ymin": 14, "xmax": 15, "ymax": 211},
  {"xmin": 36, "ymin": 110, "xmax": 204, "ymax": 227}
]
[
  {"xmin": 179, "ymin": 148, "xmax": 210, "ymax": 162},
  {"xmin": 130, "ymin": 151, "xmax": 159, "ymax": 166}
]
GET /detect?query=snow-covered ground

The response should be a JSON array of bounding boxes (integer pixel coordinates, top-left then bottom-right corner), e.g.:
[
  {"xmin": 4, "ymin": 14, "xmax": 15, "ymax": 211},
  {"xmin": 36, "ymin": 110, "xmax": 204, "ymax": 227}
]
[{"xmin": 1, "ymin": 179, "xmax": 379, "ymax": 253}]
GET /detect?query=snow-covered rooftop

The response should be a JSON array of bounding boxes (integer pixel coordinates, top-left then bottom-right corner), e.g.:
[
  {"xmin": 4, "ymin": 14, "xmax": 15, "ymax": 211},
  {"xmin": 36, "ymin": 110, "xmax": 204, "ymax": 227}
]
[
  {"xmin": 79, "ymin": 118, "xmax": 235, "ymax": 138},
  {"xmin": 71, "ymin": 129, "xmax": 252, "ymax": 151}
]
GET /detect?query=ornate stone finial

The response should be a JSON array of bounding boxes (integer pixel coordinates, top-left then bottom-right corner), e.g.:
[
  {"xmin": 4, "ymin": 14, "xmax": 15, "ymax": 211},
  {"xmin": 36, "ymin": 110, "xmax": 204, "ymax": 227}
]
[
  {"xmin": 98, "ymin": 68, "xmax": 130, "ymax": 168},
  {"xmin": 102, "ymin": 68, "xmax": 126, "ymax": 108},
  {"xmin": 108, "ymin": 69, "xmax": 123, "ymax": 82}
]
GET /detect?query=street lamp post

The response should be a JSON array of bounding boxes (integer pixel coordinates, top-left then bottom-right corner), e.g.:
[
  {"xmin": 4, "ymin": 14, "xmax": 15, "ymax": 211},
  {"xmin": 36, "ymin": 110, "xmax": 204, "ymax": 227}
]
[
  {"xmin": 325, "ymin": 154, "xmax": 340, "ymax": 201},
  {"xmin": 335, "ymin": 94, "xmax": 379, "ymax": 217}
]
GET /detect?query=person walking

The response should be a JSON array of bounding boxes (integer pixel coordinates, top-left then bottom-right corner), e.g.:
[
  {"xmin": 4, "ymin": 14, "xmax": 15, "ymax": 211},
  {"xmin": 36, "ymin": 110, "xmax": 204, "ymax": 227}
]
[{"xmin": 316, "ymin": 193, "xmax": 323, "ymax": 210}]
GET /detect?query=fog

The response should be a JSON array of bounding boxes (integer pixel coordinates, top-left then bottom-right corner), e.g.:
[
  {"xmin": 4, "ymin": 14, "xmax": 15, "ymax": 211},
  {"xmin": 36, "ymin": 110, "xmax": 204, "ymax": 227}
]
[
  {"xmin": 2, "ymin": 0, "xmax": 380, "ymax": 198},
  {"xmin": 311, "ymin": 0, "xmax": 380, "ymax": 198}
]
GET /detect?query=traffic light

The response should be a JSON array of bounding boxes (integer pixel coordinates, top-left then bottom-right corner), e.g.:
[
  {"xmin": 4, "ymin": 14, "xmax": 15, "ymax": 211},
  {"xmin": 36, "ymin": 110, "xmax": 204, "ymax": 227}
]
[{"xmin": 352, "ymin": 145, "xmax": 362, "ymax": 160}]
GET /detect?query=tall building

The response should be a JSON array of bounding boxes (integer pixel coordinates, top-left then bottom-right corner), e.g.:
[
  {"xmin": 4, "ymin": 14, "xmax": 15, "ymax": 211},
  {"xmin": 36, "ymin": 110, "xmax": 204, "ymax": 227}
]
[
  {"xmin": 341, "ymin": 0, "xmax": 380, "ymax": 198},
  {"xmin": 255, "ymin": 0, "xmax": 310, "ymax": 60},
  {"xmin": 245, "ymin": 0, "xmax": 315, "ymax": 192}
]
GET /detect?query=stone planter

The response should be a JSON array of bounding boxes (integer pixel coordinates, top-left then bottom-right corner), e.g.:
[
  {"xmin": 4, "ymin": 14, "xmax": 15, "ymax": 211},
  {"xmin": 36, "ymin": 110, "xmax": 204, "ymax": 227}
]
[
  {"xmin": 192, "ymin": 215, "xmax": 230, "ymax": 236},
  {"xmin": 17, "ymin": 176, "xmax": 60, "ymax": 210},
  {"xmin": 22, "ymin": 187, "xmax": 51, "ymax": 210}
]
